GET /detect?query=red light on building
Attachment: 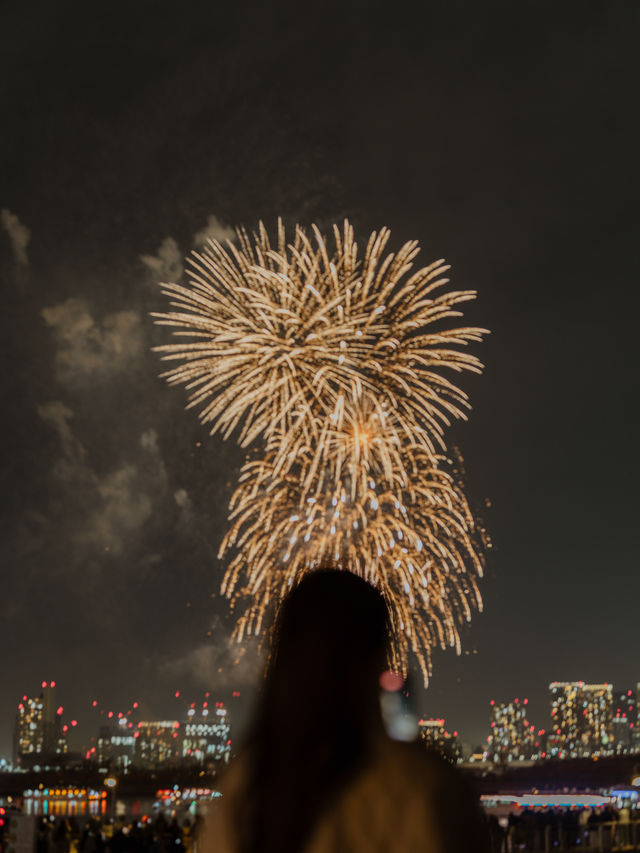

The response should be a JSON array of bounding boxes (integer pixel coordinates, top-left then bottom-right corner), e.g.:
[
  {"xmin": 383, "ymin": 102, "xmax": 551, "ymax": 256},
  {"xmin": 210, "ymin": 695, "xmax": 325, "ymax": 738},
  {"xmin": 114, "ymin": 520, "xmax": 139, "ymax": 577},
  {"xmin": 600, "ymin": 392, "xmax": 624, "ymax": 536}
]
[
  {"xmin": 42, "ymin": 681, "xmax": 48, "ymax": 689},
  {"xmin": 133, "ymin": 702, "xmax": 138, "ymax": 709},
  {"xmin": 56, "ymin": 706, "xmax": 63, "ymax": 715},
  {"xmin": 71, "ymin": 720, "xmax": 77, "ymax": 727},
  {"xmin": 175, "ymin": 691, "xmax": 180, "ymax": 698},
  {"xmin": 51, "ymin": 681, "xmax": 56, "ymax": 688},
  {"xmin": 92, "ymin": 700, "xmax": 98, "ymax": 707}
]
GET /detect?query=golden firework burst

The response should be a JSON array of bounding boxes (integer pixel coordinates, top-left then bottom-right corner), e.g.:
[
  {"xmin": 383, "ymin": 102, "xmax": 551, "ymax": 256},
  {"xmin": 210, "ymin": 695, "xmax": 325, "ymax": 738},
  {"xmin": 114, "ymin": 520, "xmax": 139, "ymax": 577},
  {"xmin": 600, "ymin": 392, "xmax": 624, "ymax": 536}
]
[
  {"xmin": 219, "ymin": 429, "xmax": 484, "ymax": 680},
  {"xmin": 153, "ymin": 220, "xmax": 486, "ymax": 465},
  {"xmin": 153, "ymin": 220, "xmax": 488, "ymax": 679}
]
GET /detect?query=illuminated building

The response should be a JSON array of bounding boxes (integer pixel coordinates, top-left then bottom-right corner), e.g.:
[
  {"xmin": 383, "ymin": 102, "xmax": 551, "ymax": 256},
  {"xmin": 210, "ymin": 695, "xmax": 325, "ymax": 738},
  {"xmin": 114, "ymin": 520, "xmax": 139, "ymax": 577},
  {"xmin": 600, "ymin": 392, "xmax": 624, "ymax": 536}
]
[
  {"xmin": 13, "ymin": 681, "xmax": 64, "ymax": 766},
  {"xmin": 14, "ymin": 696, "xmax": 44, "ymax": 763},
  {"xmin": 96, "ymin": 724, "xmax": 136, "ymax": 770},
  {"xmin": 182, "ymin": 701, "xmax": 231, "ymax": 765},
  {"xmin": 548, "ymin": 682, "xmax": 613, "ymax": 758},
  {"xmin": 486, "ymin": 698, "xmax": 537, "ymax": 763},
  {"xmin": 135, "ymin": 721, "xmax": 181, "ymax": 767},
  {"xmin": 612, "ymin": 689, "xmax": 636, "ymax": 753},
  {"xmin": 417, "ymin": 718, "xmax": 461, "ymax": 762}
]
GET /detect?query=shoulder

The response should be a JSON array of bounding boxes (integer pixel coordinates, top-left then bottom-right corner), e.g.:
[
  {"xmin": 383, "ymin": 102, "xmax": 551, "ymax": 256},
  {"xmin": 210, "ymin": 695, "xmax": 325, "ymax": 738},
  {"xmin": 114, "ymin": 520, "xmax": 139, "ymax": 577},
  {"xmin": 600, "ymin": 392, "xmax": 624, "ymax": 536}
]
[
  {"xmin": 305, "ymin": 739, "xmax": 450, "ymax": 853},
  {"xmin": 198, "ymin": 758, "xmax": 247, "ymax": 853},
  {"xmin": 374, "ymin": 738, "xmax": 461, "ymax": 790},
  {"xmin": 308, "ymin": 739, "xmax": 489, "ymax": 853}
]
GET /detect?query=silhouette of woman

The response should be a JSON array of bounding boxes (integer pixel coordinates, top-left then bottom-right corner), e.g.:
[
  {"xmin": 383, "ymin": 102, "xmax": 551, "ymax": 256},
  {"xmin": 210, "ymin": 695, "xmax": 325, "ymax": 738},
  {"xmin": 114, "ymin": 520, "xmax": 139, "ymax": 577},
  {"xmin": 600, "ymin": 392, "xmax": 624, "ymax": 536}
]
[{"xmin": 199, "ymin": 569, "xmax": 489, "ymax": 853}]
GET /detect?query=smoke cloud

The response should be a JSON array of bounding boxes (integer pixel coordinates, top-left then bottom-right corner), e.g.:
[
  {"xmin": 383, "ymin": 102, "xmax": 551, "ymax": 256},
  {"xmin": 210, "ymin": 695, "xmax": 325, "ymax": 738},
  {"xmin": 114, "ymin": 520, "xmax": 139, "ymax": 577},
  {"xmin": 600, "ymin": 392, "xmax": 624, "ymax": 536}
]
[
  {"xmin": 193, "ymin": 215, "xmax": 235, "ymax": 247},
  {"xmin": 1, "ymin": 208, "xmax": 30, "ymax": 265},
  {"xmin": 41, "ymin": 298, "xmax": 144, "ymax": 384},
  {"xmin": 161, "ymin": 632, "xmax": 264, "ymax": 690},
  {"xmin": 140, "ymin": 237, "xmax": 183, "ymax": 282}
]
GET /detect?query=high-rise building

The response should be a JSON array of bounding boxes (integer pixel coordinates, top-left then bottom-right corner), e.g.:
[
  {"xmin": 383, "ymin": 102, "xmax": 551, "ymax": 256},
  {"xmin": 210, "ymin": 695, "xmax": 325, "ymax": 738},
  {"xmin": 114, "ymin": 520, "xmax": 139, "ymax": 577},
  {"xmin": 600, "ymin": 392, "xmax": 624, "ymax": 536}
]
[
  {"xmin": 14, "ymin": 696, "xmax": 44, "ymax": 763},
  {"xmin": 417, "ymin": 718, "xmax": 461, "ymax": 762},
  {"xmin": 181, "ymin": 701, "xmax": 231, "ymax": 765},
  {"xmin": 135, "ymin": 721, "xmax": 181, "ymax": 767},
  {"xmin": 612, "ymin": 689, "xmax": 636, "ymax": 753},
  {"xmin": 486, "ymin": 698, "xmax": 536, "ymax": 763},
  {"xmin": 635, "ymin": 683, "xmax": 640, "ymax": 752},
  {"xmin": 548, "ymin": 682, "xmax": 613, "ymax": 758},
  {"xmin": 96, "ymin": 724, "xmax": 136, "ymax": 770},
  {"xmin": 13, "ymin": 682, "xmax": 63, "ymax": 766}
]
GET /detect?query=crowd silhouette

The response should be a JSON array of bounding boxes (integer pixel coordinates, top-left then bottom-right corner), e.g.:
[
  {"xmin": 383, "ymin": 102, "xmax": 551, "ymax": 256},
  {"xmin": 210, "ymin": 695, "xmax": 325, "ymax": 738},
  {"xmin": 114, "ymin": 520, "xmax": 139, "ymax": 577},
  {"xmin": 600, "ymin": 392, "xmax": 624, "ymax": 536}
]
[{"xmin": 30, "ymin": 814, "xmax": 195, "ymax": 853}]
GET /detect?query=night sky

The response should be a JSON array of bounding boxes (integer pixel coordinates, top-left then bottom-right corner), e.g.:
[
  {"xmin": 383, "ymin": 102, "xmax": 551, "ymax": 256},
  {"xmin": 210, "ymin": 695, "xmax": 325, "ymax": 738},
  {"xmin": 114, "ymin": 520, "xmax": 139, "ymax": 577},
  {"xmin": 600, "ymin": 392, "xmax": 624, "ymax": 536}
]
[{"xmin": 2, "ymin": 0, "xmax": 639, "ymax": 758}]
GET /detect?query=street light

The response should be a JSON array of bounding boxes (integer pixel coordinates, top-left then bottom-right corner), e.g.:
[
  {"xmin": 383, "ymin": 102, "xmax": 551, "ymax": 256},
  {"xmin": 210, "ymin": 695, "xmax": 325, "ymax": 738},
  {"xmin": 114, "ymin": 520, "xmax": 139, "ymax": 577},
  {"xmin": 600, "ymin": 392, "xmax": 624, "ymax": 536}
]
[{"xmin": 104, "ymin": 776, "xmax": 117, "ymax": 822}]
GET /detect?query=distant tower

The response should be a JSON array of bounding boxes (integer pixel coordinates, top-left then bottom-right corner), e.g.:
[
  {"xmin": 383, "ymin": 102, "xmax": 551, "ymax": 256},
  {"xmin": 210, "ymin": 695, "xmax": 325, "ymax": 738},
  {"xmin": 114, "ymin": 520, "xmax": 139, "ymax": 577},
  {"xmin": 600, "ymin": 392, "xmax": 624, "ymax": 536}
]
[
  {"xmin": 135, "ymin": 721, "xmax": 181, "ymax": 767},
  {"xmin": 612, "ymin": 688, "xmax": 637, "ymax": 752},
  {"xmin": 14, "ymin": 695, "xmax": 44, "ymax": 765},
  {"xmin": 96, "ymin": 723, "xmax": 136, "ymax": 770},
  {"xmin": 13, "ymin": 681, "xmax": 62, "ymax": 766},
  {"xmin": 182, "ymin": 700, "xmax": 231, "ymax": 766},
  {"xmin": 41, "ymin": 681, "xmax": 60, "ymax": 753},
  {"xmin": 548, "ymin": 682, "xmax": 613, "ymax": 758},
  {"xmin": 417, "ymin": 717, "xmax": 461, "ymax": 762},
  {"xmin": 486, "ymin": 698, "xmax": 536, "ymax": 763}
]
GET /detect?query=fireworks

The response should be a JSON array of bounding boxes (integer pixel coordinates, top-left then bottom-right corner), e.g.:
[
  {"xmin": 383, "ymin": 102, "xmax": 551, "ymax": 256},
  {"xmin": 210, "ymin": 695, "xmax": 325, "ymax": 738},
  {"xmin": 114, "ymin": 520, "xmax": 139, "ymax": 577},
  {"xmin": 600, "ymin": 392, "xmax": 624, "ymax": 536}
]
[
  {"xmin": 153, "ymin": 220, "xmax": 487, "ymax": 680},
  {"xmin": 153, "ymin": 220, "xmax": 486, "ymax": 464},
  {"xmin": 219, "ymin": 439, "xmax": 484, "ymax": 677}
]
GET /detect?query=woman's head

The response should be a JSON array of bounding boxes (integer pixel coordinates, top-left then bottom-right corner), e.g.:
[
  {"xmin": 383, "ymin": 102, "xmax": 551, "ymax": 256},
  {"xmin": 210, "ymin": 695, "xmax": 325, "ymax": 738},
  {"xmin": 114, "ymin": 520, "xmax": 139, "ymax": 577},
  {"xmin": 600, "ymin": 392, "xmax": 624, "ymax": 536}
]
[
  {"xmin": 240, "ymin": 569, "xmax": 390, "ymax": 853},
  {"xmin": 268, "ymin": 569, "xmax": 389, "ymax": 705}
]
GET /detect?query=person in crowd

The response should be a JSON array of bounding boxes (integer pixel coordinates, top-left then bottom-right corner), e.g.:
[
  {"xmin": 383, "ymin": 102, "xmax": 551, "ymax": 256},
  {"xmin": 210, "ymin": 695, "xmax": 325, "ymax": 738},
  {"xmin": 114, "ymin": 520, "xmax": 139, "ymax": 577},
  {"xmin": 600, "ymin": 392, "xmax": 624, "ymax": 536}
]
[
  {"xmin": 53, "ymin": 818, "xmax": 71, "ymax": 853},
  {"xmin": 36, "ymin": 817, "xmax": 52, "ymax": 853},
  {"xmin": 199, "ymin": 568, "xmax": 490, "ymax": 853}
]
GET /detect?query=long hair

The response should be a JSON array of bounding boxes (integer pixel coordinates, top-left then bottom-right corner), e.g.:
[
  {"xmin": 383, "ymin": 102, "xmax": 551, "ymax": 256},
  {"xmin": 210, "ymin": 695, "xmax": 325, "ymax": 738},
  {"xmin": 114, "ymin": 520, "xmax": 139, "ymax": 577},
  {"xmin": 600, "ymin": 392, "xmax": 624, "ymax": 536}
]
[{"xmin": 236, "ymin": 569, "xmax": 389, "ymax": 853}]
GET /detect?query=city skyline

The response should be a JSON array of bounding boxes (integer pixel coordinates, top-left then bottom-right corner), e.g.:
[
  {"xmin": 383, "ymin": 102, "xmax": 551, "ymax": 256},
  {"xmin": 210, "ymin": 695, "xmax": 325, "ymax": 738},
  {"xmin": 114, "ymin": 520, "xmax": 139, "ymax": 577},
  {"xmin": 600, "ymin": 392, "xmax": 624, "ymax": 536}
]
[
  {"xmin": 2, "ymin": 0, "xmax": 639, "ymax": 760},
  {"xmin": 5, "ymin": 674, "xmax": 640, "ymax": 769}
]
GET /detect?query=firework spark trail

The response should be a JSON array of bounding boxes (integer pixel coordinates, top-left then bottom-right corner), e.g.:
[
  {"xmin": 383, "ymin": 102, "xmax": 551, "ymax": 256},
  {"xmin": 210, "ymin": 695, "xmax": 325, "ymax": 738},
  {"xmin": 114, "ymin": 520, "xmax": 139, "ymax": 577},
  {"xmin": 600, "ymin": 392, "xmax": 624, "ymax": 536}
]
[
  {"xmin": 153, "ymin": 220, "xmax": 488, "ymax": 680},
  {"xmin": 218, "ymin": 437, "xmax": 484, "ymax": 679},
  {"xmin": 153, "ymin": 220, "xmax": 487, "ymax": 468}
]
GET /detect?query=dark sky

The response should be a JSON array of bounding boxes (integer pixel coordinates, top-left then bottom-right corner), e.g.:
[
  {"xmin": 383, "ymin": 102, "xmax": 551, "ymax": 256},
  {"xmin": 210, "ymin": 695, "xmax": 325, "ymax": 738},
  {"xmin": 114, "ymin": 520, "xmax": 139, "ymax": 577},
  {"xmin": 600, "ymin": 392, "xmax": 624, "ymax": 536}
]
[{"xmin": 2, "ymin": 0, "xmax": 639, "ymax": 758}]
